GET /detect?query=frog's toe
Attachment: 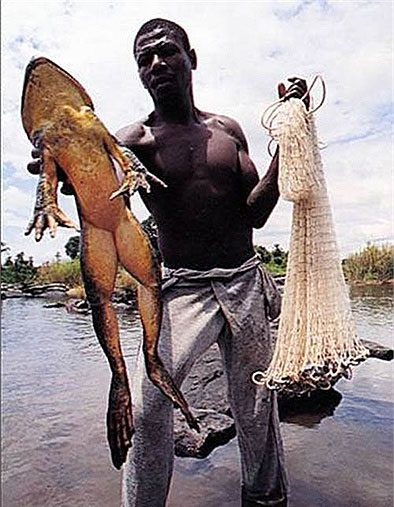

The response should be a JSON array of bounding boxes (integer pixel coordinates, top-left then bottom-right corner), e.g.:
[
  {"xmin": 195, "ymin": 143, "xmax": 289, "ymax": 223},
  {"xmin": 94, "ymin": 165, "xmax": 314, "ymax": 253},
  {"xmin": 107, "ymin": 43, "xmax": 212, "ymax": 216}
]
[{"xmin": 54, "ymin": 209, "xmax": 79, "ymax": 230}]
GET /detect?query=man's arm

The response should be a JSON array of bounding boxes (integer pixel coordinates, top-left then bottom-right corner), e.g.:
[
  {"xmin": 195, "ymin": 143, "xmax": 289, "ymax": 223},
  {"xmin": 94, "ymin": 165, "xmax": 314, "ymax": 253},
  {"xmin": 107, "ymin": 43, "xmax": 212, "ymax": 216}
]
[
  {"xmin": 226, "ymin": 77, "xmax": 309, "ymax": 229},
  {"xmin": 218, "ymin": 114, "xmax": 279, "ymax": 229},
  {"xmin": 246, "ymin": 148, "xmax": 280, "ymax": 229}
]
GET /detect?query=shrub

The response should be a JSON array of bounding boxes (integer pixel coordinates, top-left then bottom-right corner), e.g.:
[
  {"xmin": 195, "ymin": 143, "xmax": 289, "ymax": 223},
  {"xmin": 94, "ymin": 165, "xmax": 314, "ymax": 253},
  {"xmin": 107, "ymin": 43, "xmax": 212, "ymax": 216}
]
[
  {"xmin": 343, "ymin": 243, "xmax": 394, "ymax": 282},
  {"xmin": 36, "ymin": 259, "xmax": 83, "ymax": 286},
  {"xmin": 255, "ymin": 244, "xmax": 288, "ymax": 276},
  {"xmin": 1, "ymin": 252, "xmax": 37, "ymax": 284}
]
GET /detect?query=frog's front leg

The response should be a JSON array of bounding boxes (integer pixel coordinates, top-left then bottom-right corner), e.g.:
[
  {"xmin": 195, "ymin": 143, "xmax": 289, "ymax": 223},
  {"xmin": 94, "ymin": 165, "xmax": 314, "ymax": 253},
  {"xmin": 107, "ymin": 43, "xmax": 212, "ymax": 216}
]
[
  {"xmin": 25, "ymin": 144, "xmax": 79, "ymax": 241},
  {"xmin": 104, "ymin": 138, "xmax": 167, "ymax": 200}
]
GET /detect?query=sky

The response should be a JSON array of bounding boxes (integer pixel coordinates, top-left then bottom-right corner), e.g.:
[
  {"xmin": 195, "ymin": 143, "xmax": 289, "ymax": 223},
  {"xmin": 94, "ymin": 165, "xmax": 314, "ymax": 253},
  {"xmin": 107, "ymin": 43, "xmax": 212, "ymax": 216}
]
[{"xmin": 2, "ymin": 0, "xmax": 393, "ymax": 264}]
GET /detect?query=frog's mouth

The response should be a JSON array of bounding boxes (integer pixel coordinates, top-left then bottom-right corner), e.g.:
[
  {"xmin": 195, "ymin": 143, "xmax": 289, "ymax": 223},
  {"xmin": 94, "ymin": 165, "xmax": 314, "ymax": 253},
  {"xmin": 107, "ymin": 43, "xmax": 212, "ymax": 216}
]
[{"xmin": 21, "ymin": 57, "xmax": 43, "ymax": 119}]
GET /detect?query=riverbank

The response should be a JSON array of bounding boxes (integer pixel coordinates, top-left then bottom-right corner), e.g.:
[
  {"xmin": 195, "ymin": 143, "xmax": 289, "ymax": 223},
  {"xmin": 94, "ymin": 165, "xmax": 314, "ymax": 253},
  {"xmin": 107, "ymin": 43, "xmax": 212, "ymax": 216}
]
[{"xmin": 349, "ymin": 278, "xmax": 394, "ymax": 286}]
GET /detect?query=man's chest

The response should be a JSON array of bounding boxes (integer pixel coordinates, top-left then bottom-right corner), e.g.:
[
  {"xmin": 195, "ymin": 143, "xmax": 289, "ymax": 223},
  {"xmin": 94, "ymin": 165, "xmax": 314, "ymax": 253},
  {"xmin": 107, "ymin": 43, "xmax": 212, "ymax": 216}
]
[{"xmin": 134, "ymin": 124, "xmax": 241, "ymax": 189}]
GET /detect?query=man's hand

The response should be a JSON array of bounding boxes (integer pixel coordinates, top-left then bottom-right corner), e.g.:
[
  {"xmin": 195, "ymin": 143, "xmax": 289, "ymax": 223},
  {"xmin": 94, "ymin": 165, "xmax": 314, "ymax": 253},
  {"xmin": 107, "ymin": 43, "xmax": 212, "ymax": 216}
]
[
  {"xmin": 27, "ymin": 147, "xmax": 75, "ymax": 195},
  {"xmin": 278, "ymin": 77, "xmax": 309, "ymax": 109},
  {"xmin": 107, "ymin": 372, "xmax": 134, "ymax": 470},
  {"xmin": 27, "ymin": 147, "xmax": 42, "ymax": 175}
]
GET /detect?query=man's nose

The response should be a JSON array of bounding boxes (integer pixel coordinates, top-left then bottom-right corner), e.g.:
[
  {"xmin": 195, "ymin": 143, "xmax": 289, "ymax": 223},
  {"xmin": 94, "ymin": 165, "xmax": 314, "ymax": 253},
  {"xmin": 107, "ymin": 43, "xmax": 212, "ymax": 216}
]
[{"xmin": 151, "ymin": 53, "xmax": 165, "ymax": 70}]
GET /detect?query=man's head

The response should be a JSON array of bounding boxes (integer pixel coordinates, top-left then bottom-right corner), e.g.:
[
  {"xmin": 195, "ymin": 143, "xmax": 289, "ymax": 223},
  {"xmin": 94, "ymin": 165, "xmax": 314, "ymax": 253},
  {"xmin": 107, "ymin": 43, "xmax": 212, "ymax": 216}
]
[
  {"xmin": 133, "ymin": 19, "xmax": 197, "ymax": 105},
  {"xmin": 133, "ymin": 18, "xmax": 191, "ymax": 56}
]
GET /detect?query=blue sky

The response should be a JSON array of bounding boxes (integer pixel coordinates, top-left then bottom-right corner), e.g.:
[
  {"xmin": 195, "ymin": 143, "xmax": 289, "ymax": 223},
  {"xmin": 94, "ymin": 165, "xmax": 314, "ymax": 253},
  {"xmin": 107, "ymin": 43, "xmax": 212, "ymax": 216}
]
[{"xmin": 2, "ymin": 0, "xmax": 393, "ymax": 263}]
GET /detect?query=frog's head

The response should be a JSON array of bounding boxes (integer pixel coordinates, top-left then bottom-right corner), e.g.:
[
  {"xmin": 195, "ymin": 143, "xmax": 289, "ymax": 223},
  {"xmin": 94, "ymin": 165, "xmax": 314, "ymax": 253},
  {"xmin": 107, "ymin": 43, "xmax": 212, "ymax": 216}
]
[{"xmin": 133, "ymin": 19, "xmax": 197, "ymax": 107}]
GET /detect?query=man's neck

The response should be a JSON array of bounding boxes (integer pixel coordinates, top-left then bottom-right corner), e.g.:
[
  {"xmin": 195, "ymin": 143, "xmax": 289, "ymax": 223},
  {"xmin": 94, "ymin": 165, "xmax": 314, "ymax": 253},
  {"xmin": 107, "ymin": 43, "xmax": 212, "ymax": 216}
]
[{"xmin": 153, "ymin": 91, "xmax": 199, "ymax": 126}]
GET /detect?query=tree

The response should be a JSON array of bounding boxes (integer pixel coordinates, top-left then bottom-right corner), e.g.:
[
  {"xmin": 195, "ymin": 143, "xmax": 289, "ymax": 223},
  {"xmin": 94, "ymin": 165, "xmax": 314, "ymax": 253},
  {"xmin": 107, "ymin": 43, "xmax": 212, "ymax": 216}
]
[
  {"xmin": 141, "ymin": 216, "xmax": 161, "ymax": 262},
  {"xmin": 272, "ymin": 243, "xmax": 286, "ymax": 266},
  {"xmin": 3, "ymin": 256, "xmax": 13, "ymax": 267},
  {"xmin": 255, "ymin": 245, "xmax": 272, "ymax": 264},
  {"xmin": 65, "ymin": 235, "xmax": 81, "ymax": 259},
  {"xmin": 1, "ymin": 251, "xmax": 37, "ymax": 284}
]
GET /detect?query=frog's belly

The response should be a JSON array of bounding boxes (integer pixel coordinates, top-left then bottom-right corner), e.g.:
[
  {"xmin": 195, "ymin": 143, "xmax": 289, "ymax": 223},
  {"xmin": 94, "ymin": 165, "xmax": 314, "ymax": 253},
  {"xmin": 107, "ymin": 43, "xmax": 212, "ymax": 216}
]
[{"xmin": 54, "ymin": 148, "xmax": 124, "ymax": 231}]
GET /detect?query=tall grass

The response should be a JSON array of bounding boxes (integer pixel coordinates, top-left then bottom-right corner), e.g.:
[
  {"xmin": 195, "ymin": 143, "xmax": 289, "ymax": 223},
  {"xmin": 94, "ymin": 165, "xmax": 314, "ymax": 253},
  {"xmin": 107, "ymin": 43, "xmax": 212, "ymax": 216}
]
[
  {"xmin": 343, "ymin": 243, "xmax": 394, "ymax": 283},
  {"xmin": 34, "ymin": 242, "xmax": 393, "ymax": 289},
  {"xmin": 35, "ymin": 259, "xmax": 139, "ymax": 291},
  {"xmin": 36, "ymin": 259, "xmax": 83, "ymax": 286}
]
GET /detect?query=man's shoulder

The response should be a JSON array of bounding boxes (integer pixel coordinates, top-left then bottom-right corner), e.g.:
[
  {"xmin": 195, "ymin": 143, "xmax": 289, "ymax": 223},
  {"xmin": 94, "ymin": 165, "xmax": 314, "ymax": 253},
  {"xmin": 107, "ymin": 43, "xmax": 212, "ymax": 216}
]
[
  {"xmin": 201, "ymin": 111, "xmax": 248, "ymax": 152},
  {"xmin": 115, "ymin": 117, "xmax": 151, "ymax": 148}
]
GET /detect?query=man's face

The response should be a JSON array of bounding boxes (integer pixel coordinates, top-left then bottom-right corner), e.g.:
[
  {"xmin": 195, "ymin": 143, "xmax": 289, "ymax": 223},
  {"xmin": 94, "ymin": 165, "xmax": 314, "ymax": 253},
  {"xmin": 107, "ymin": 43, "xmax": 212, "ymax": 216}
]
[{"xmin": 135, "ymin": 28, "xmax": 195, "ymax": 103}]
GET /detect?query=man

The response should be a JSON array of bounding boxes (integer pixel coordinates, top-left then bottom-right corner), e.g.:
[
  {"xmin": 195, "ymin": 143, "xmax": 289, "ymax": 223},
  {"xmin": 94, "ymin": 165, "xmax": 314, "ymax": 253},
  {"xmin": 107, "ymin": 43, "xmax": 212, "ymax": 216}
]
[
  {"xmin": 117, "ymin": 19, "xmax": 309, "ymax": 507},
  {"xmin": 28, "ymin": 18, "xmax": 308, "ymax": 507}
]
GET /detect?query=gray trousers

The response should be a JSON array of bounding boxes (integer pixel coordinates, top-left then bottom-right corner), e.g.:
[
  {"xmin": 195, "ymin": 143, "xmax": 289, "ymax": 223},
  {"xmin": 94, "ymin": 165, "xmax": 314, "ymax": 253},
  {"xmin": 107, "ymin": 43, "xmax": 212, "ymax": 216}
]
[{"xmin": 122, "ymin": 257, "xmax": 288, "ymax": 506}]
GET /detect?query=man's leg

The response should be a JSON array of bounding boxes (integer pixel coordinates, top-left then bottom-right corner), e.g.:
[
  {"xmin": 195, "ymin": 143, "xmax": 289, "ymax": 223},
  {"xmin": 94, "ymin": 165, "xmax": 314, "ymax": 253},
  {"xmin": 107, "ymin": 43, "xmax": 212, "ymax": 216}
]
[
  {"xmin": 218, "ymin": 323, "xmax": 288, "ymax": 507},
  {"xmin": 122, "ymin": 285, "xmax": 225, "ymax": 507}
]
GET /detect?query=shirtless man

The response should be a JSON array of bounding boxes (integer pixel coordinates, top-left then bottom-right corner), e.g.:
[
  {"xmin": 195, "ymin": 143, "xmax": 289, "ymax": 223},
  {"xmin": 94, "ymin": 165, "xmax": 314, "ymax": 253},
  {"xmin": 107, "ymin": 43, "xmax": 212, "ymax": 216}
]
[
  {"xmin": 28, "ymin": 18, "xmax": 308, "ymax": 507},
  {"xmin": 118, "ymin": 19, "xmax": 309, "ymax": 507}
]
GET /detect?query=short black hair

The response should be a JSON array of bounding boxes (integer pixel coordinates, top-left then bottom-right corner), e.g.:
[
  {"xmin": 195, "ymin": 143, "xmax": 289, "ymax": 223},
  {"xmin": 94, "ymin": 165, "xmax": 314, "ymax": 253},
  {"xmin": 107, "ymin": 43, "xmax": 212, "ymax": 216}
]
[{"xmin": 133, "ymin": 18, "xmax": 191, "ymax": 55}]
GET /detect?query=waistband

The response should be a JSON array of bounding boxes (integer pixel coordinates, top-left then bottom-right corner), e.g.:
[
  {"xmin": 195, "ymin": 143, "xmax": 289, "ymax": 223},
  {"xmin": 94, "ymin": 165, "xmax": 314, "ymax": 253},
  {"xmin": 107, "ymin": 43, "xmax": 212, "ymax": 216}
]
[{"xmin": 162, "ymin": 255, "xmax": 261, "ymax": 289}]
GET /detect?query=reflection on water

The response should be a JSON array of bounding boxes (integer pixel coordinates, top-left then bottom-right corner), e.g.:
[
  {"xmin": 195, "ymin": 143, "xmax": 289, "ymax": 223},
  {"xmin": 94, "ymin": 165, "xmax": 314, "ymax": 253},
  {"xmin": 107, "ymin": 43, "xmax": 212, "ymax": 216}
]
[
  {"xmin": 279, "ymin": 388, "xmax": 343, "ymax": 428},
  {"xmin": 2, "ymin": 298, "xmax": 141, "ymax": 507},
  {"xmin": 2, "ymin": 286, "xmax": 393, "ymax": 507}
]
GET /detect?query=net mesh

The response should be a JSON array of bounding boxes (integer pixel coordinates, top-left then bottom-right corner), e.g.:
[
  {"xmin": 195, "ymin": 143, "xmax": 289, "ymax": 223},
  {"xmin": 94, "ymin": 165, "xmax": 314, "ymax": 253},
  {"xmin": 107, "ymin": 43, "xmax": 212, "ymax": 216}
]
[{"xmin": 253, "ymin": 98, "xmax": 369, "ymax": 395}]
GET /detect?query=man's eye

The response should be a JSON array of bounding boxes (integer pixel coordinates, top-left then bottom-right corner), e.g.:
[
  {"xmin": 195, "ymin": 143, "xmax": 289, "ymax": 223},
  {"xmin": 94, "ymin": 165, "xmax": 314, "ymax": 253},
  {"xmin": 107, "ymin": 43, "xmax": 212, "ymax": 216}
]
[
  {"xmin": 138, "ymin": 55, "xmax": 150, "ymax": 67},
  {"xmin": 161, "ymin": 46, "xmax": 177, "ymax": 57}
]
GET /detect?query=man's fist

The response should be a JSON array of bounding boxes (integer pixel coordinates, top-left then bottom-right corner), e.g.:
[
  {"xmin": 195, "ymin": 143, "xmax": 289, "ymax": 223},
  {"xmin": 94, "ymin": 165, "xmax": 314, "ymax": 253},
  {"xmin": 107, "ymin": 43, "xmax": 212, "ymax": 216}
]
[
  {"xmin": 26, "ymin": 147, "xmax": 74, "ymax": 195},
  {"xmin": 27, "ymin": 147, "xmax": 41, "ymax": 175},
  {"xmin": 278, "ymin": 77, "xmax": 309, "ymax": 109}
]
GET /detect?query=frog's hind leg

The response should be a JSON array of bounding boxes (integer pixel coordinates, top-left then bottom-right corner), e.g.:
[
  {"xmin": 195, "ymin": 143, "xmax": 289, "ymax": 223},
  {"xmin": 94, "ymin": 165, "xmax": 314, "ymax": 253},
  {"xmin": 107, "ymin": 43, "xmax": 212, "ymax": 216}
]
[
  {"xmin": 114, "ymin": 209, "xmax": 199, "ymax": 432},
  {"xmin": 80, "ymin": 221, "xmax": 133, "ymax": 468}
]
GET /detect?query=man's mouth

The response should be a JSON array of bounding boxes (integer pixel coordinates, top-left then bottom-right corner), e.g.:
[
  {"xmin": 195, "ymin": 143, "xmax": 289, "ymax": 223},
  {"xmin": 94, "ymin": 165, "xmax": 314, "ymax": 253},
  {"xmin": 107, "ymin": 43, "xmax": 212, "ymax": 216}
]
[{"xmin": 151, "ymin": 75, "xmax": 174, "ymax": 88}]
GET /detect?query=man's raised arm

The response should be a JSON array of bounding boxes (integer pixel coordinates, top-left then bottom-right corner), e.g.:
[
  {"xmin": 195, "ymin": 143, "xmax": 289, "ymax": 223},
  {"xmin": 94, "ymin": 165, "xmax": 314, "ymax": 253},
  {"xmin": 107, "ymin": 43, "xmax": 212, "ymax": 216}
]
[{"xmin": 244, "ymin": 77, "xmax": 309, "ymax": 228}]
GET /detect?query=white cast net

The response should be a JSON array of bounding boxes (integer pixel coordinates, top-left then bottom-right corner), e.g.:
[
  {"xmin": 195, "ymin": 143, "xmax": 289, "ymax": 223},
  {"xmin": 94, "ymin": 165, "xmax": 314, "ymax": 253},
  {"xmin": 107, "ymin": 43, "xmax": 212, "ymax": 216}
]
[{"xmin": 253, "ymin": 94, "xmax": 369, "ymax": 395}]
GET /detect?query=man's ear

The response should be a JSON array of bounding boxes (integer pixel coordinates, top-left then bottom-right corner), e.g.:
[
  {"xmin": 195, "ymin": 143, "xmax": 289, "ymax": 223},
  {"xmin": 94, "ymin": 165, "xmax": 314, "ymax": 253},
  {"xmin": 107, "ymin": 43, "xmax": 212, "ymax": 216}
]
[{"xmin": 189, "ymin": 48, "xmax": 197, "ymax": 70}]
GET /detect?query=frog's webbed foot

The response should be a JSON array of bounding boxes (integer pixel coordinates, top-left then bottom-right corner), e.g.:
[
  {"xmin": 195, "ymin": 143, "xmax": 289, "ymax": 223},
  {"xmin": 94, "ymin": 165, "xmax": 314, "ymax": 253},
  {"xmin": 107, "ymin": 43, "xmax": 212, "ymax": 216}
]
[
  {"xmin": 146, "ymin": 356, "xmax": 200, "ymax": 433},
  {"xmin": 107, "ymin": 373, "xmax": 134, "ymax": 470},
  {"xmin": 109, "ymin": 147, "xmax": 167, "ymax": 201},
  {"xmin": 25, "ymin": 172, "xmax": 79, "ymax": 241},
  {"xmin": 25, "ymin": 202, "xmax": 79, "ymax": 241},
  {"xmin": 26, "ymin": 133, "xmax": 79, "ymax": 241}
]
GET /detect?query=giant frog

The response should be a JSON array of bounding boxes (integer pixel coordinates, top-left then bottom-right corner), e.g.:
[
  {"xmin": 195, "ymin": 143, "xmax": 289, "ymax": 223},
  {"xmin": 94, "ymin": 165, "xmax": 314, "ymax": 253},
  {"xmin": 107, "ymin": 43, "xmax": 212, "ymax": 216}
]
[{"xmin": 21, "ymin": 57, "xmax": 198, "ymax": 469}]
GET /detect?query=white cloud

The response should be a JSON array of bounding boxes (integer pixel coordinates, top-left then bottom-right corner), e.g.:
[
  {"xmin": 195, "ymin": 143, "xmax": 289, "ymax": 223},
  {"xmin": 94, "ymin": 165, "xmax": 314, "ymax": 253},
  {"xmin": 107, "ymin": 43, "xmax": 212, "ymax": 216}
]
[{"xmin": 2, "ymin": 0, "xmax": 393, "ymax": 263}]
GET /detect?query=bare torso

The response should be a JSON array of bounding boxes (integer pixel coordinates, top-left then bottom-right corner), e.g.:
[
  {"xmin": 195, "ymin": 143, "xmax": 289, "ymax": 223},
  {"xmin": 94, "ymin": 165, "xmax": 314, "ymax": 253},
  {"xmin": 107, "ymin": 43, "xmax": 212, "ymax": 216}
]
[{"xmin": 117, "ymin": 111, "xmax": 259, "ymax": 270}]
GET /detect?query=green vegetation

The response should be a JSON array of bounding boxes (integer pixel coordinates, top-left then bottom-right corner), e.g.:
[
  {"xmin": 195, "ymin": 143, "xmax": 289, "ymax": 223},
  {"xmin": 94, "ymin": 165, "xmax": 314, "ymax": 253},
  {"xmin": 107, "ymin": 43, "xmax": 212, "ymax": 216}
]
[
  {"xmin": 1, "ymin": 250, "xmax": 37, "ymax": 284},
  {"xmin": 35, "ymin": 258, "xmax": 83, "ymax": 286},
  {"xmin": 343, "ymin": 243, "xmax": 394, "ymax": 283},
  {"xmin": 3, "ymin": 238, "xmax": 392, "ymax": 289},
  {"xmin": 255, "ymin": 244, "xmax": 288, "ymax": 277},
  {"xmin": 65, "ymin": 235, "xmax": 80, "ymax": 259}
]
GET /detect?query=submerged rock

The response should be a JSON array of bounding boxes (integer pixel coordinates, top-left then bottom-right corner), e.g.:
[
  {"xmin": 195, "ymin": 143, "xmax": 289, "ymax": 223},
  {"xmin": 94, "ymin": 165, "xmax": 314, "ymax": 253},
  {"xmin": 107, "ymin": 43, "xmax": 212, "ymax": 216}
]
[
  {"xmin": 174, "ymin": 409, "xmax": 236, "ymax": 458},
  {"xmin": 174, "ymin": 337, "xmax": 393, "ymax": 458},
  {"xmin": 360, "ymin": 338, "xmax": 393, "ymax": 361}
]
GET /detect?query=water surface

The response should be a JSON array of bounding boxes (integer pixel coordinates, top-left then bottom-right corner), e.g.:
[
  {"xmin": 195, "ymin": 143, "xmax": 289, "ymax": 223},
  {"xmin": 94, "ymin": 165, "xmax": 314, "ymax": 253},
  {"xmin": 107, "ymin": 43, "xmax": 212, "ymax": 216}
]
[{"xmin": 2, "ymin": 285, "xmax": 393, "ymax": 506}]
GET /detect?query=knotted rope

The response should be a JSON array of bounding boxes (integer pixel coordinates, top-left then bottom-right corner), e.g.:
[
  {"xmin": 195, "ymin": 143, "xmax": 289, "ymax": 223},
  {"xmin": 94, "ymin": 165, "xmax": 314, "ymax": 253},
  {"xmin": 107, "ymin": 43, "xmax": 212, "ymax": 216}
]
[{"xmin": 253, "ymin": 77, "xmax": 368, "ymax": 395}]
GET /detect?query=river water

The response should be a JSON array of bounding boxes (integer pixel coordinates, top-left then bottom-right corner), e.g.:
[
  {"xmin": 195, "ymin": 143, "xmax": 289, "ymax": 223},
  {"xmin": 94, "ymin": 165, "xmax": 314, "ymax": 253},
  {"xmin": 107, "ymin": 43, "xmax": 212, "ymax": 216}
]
[{"xmin": 1, "ymin": 285, "xmax": 393, "ymax": 507}]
